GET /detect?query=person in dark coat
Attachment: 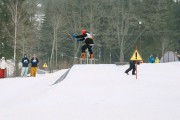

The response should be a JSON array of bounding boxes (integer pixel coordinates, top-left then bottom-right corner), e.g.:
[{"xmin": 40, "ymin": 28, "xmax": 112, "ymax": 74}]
[
  {"xmin": 30, "ymin": 54, "xmax": 39, "ymax": 77},
  {"xmin": 73, "ymin": 29, "xmax": 94, "ymax": 59},
  {"xmin": 21, "ymin": 54, "xmax": 30, "ymax": 77},
  {"xmin": 125, "ymin": 60, "xmax": 136, "ymax": 75}
]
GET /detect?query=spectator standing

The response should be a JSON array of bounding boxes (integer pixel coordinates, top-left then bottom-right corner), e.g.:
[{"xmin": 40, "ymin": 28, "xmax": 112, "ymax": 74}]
[
  {"xmin": 21, "ymin": 54, "xmax": 30, "ymax": 77},
  {"xmin": 148, "ymin": 55, "xmax": 155, "ymax": 63},
  {"xmin": 0, "ymin": 57, "xmax": 7, "ymax": 78},
  {"xmin": 30, "ymin": 54, "xmax": 39, "ymax": 77},
  {"xmin": 155, "ymin": 57, "xmax": 160, "ymax": 63}
]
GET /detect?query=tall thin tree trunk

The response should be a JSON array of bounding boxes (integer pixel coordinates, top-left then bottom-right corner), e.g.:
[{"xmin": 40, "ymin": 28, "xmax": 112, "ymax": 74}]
[
  {"xmin": 13, "ymin": 1, "xmax": 18, "ymax": 76},
  {"xmin": 119, "ymin": 0, "xmax": 125, "ymax": 63},
  {"xmin": 55, "ymin": 30, "xmax": 57, "ymax": 69},
  {"xmin": 50, "ymin": 26, "xmax": 56, "ymax": 73}
]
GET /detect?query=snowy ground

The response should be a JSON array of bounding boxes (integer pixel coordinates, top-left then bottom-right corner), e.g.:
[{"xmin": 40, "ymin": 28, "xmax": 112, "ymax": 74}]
[{"xmin": 0, "ymin": 62, "xmax": 180, "ymax": 120}]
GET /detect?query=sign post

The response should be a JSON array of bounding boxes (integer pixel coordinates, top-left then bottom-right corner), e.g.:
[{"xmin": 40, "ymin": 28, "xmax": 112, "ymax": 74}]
[
  {"xmin": 130, "ymin": 49, "xmax": 143, "ymax": 79},
  {"xmin": 43, "ymin": 63, "xmax": 48, "ymax": 75}
]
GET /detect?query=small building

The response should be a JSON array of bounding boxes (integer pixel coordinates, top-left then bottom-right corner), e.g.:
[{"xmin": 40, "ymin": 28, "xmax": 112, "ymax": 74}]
[{"xmin": 160, "ymin": 51, "xmax": 179, "ymax": 63}]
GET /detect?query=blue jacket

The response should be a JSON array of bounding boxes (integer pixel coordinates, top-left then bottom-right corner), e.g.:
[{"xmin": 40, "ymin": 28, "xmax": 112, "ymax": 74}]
[{"xmin": 148, "ymin": 56, "xmax": 155, "ymax": 63}]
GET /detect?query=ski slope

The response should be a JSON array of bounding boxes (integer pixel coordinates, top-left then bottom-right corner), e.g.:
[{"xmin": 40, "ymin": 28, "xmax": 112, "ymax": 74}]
[{"xmin": 0, "ymin": 62, "xmax": 180, "ymax": 120}]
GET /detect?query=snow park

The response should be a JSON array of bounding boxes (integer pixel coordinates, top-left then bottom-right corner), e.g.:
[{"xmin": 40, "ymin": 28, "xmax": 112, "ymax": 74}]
[
  {"xmin": 1, "ymin": 1, "xmax": 180, "ymax": 120},
  {"xmin": 0, "ymin": 62, "xmax": 180, "ymax": 120}
]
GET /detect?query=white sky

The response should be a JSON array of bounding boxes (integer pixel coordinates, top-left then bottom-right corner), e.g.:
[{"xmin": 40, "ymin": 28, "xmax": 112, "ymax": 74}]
[{"xmin": 0, "ymin": 62, "xmax": 180, "ymax": 120}]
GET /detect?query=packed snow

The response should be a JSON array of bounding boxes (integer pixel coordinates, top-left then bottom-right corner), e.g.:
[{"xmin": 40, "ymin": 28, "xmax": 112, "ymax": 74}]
[{"xmin": 0, "ymin": 62, "xmax": 180, "ymax": 120}]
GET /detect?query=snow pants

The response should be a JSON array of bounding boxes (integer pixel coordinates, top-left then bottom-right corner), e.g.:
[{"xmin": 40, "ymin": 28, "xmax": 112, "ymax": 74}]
[
  {"xmin": 30, "ymin": 67, "xmax": 37, "ymax": 77},
  {"xmin": 21, "ymin": 67, "xmax": 29, "ymax": 77},
  {"xmin": 82, "ymin": 44, "xmax": 93, "ymax": 54},
  {"xmin": 125, "ymin": 65, "xmax": 136, "ymax": 74}
]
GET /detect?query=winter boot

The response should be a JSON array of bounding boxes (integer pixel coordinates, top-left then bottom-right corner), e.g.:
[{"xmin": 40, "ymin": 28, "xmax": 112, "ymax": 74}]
[
  {"xmin": 81, "ymin": 53, "xmax": 86, "ymax": 59},
  {"xmin": 90, "ymin": 54, "xmax": 94, "ymax": 59},
  {"xmin": 125, "ymin": 72, "xmax": 129, "ymax": 75}
]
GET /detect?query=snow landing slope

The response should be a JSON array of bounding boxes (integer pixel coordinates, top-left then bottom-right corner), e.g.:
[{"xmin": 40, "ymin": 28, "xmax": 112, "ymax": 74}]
[{"xmin": 0, "ymin": 63, "xmax": 180, "ymax": 120}]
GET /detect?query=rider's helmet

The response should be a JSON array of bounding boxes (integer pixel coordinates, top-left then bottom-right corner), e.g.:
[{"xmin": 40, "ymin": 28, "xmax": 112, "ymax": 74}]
[{"xmin": 81, "ymin": 29, "xmax": 86, "ymax": 35}]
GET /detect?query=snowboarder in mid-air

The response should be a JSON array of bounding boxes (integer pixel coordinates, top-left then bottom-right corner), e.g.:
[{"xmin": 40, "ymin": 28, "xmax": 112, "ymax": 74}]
[{"xmin": 72, "ymin": 29, "xmax": 94, "ymax": 59}]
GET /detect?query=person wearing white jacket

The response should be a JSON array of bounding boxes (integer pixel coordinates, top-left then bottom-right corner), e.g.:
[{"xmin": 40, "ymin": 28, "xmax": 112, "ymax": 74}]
[{"xmin": 0, "ymin": 57, "xmax": 7, "ymax": 78}]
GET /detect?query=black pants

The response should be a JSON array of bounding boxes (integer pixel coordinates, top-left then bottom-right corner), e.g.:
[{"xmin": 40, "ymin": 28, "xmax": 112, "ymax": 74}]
[
  {"xmin": 82, "ymin": 44, "xmax": 93, "ymax": 54},
  {"xmin": 125, "ymin": 65, "xmax": 136, "ymax": 74}
]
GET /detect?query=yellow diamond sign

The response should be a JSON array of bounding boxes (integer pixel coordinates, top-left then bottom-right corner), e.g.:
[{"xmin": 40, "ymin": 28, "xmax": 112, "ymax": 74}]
[{"xmin": 130, "ymin": 50, "xmax": 143, "ymax": 61}]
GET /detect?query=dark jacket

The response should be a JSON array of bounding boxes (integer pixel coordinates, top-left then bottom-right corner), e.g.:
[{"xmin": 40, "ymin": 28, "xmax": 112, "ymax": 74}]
[
  {"xmin": 130, "ymin": 61, "xmax": 136, "ymax": 67},
  {"xmin": 22, "ymin": 57, "xmax": 30, "ymax": 67},
  {"xmin": 76, "ymin": 33, "xmax": 94, "ymax": 45},
  {"xmin": 31, "ymin": 57, "xmax": 39, "ymax": 67}
]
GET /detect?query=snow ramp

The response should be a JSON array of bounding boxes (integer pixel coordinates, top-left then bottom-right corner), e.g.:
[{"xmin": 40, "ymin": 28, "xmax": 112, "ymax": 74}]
[{"xmin": 52, "ymin": 64, "xmax": 121, "ymax": 85}]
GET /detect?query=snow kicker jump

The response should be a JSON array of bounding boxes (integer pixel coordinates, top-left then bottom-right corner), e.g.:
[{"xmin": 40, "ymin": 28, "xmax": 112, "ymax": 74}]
[
  {"xmin": 51, "ymin": 68, "xmax": 71, "ymax": 85},
  {"xmin": 51, "ymin": 64, "xmax": 120, "ymax": 86}
]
